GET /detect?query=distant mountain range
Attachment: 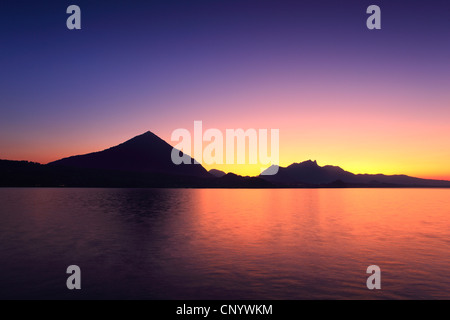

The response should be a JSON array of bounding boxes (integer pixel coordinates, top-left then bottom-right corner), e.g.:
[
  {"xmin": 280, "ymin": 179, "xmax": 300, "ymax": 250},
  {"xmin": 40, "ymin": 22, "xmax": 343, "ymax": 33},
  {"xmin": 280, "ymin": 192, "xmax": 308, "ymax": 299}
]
[
  {"xmin": 1, "ymin": 131, "xmax": 449, "ymax": 188},
  {"xmin": 260, "ymin": 160, "xmax": 450, "ymax": 187}
]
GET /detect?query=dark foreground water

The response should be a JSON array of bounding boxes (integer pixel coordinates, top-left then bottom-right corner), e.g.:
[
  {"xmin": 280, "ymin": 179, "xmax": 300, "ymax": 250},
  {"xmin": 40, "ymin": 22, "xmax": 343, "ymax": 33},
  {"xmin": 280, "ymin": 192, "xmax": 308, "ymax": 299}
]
[{"xmin": 0, "ymin": 188, "xmax": 448, "ymax": 299}]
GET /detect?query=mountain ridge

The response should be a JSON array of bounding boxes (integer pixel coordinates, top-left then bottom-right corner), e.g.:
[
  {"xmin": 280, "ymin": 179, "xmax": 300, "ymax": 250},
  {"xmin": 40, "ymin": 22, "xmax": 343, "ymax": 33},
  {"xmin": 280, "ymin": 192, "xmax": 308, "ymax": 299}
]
[
  {"xmin": 260, "ymin": 160, "xmax": 450, "ymax": 187},
  {"xmin": 1, "ymin": 132, "xmax": 450, "ymax": 188}
]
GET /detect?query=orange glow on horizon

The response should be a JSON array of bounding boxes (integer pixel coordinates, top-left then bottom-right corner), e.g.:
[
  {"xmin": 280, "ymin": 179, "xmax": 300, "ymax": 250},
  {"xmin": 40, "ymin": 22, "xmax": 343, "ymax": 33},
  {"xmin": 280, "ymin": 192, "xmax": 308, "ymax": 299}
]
[
  {"xmin": 2, "ymin": 93, "xmax": 449, "ymax": 181},
  {"xmin": 2, "ymin": 117, "xmax": 450, "ymax": 182}
]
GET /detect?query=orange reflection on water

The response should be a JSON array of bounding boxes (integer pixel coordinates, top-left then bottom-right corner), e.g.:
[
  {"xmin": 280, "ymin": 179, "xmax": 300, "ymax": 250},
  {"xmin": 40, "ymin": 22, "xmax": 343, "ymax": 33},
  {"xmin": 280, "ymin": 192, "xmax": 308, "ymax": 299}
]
[{"xmin": 179, "ymin": 188, "xmax": 450, "ymax": 299}]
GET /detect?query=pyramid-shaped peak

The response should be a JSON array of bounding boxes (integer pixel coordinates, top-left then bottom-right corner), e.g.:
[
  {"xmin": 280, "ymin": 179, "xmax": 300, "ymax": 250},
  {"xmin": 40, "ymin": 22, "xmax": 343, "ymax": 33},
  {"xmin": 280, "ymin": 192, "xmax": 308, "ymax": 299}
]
[
  {"xmin": 121, "ymin": 130, "xmax": 164, "ymax": 144},
  {"xmin": 48, "ymin": 130, "xmax": 210, "ymax": 177},
  {"xmin": 135, "ymin": 130, "xmax": 158, "ymax": 138}
]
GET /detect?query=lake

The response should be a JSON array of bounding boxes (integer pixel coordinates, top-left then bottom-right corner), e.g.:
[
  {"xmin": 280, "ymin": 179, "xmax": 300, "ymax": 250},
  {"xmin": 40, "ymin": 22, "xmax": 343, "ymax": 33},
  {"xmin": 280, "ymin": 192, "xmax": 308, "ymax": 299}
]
[{"xmin": 0, "ymin": 188, "xmax": 448, "ymax": 299}]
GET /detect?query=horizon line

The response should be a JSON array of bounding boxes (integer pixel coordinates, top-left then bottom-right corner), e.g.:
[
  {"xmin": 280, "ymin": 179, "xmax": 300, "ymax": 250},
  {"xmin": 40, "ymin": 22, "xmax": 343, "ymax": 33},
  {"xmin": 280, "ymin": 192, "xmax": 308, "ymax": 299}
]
[{"xmin": 1, "ymin": 130, "xmax": 450, "ymax": 182}]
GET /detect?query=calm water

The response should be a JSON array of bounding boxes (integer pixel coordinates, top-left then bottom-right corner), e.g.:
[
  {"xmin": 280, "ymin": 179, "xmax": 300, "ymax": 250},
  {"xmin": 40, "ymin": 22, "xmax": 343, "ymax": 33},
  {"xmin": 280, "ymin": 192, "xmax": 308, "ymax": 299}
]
[{"xmin": 0, "ymin": 188, "xmax": 449, "ymax": 299}]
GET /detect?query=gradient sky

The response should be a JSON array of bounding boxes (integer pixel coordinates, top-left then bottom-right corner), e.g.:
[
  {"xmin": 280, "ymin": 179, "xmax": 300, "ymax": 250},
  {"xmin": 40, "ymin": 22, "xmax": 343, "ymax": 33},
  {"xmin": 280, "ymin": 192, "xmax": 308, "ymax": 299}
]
[{"xmin": 1, "ymin": 0, "xmax": 449, "ymax": 178}]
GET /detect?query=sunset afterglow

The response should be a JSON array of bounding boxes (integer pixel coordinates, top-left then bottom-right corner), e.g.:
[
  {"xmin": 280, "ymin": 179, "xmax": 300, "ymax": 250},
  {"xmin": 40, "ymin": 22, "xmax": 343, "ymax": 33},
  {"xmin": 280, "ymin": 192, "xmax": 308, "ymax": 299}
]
[{"xmin": 1, "ymin": 1, "xmax": 449, "ymax": 180}]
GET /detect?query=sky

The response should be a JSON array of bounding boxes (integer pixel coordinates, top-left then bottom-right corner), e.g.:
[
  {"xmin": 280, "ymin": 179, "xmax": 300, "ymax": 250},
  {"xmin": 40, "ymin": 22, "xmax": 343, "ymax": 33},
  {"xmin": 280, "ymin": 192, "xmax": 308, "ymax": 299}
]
[{"xmin": 1, "ymin": 0, "xmax": 449, "ymax": 179}]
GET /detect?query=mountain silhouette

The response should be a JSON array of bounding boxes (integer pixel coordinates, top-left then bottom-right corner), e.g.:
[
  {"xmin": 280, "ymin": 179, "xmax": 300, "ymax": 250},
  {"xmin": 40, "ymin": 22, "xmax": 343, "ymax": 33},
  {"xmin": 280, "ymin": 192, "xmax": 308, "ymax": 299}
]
[
  {"xmin": 260, "ymin": 160, "xmax": 450, "ymax": 187},
  {"xmin": 2, "ymin": 135, "xmax": 450, "ymax": 188},
  {"xmin": 48, "ymin": 131, "xmax": 210, "ymax": 178},
  {"xmin": 261, "ymin": 160, "xmax": 354, "ymax": 184}
]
